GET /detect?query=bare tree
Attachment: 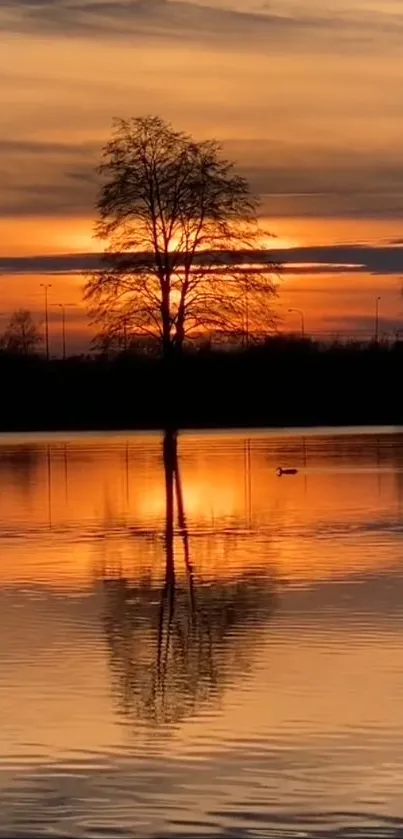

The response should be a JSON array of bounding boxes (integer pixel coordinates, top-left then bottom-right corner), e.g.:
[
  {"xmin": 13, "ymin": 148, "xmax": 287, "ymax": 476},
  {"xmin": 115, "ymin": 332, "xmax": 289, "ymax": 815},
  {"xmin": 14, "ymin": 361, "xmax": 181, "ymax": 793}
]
[
  {"xmin": 2, "ymin": 310, "xmax": 42, "ymax": 356},
  {"xmin": 85, "ymin": 116, "xmax": 278, "ymax": 357}
]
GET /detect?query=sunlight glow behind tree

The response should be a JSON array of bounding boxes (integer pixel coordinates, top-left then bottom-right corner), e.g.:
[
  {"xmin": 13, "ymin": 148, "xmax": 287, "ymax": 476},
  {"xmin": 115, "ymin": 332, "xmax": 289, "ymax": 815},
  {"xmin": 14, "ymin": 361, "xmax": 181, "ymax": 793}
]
[{"xmin": 85, "ymin": 116, "xmax": 279, "ymax": 356}]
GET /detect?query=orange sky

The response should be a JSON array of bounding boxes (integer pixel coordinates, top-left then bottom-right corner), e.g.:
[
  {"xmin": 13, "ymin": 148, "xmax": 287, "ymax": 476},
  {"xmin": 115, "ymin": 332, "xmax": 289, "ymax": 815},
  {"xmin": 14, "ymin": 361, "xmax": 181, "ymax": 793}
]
[
  {"xmin": 0, "ymin": 216, "xmax": 401, "ymax": 353},
  {"xmin": 1, "ymin": 1, "xmax": 403, "ymax": 349}
]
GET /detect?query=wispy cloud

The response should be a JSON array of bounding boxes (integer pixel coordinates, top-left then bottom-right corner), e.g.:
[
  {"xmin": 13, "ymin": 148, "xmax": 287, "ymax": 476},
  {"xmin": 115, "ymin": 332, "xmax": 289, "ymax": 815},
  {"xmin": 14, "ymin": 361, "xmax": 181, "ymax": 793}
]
[
  {"xmin": 2, "ymin": 0, "xmax": 403, "ymax": 47},
  {"xmin": 0, "ymin": 139, "xmax": 98, "ymax": 217},
  {"xmin": 0, "ymin": 0, "xmax": 321, "ymax": 40},
  {"xmin": 2, "ymin": 1, "xmax": 403, "ymax": 221},
  {"xmin": 3, "ymin": 134, "xmax": 403, "ymax": 220}
]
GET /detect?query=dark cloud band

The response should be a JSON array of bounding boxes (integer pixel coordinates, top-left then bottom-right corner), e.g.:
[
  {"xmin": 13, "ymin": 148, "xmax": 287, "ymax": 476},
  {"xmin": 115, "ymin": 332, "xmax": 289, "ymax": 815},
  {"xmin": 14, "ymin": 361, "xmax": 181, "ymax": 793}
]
[
  {"xmin": 2, "ymin": 137, "xmax": 403, "ymax": 220},
  {"xmin": 1, "ymin": 244, "xmax": 403, "ymax": 276}
]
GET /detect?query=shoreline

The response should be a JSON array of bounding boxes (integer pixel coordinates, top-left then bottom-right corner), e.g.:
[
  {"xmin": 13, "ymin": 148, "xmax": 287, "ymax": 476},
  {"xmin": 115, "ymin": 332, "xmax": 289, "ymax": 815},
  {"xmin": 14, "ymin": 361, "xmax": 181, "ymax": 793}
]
[{"xmin": 0, "ymin": 422, "xmax": 402, "ymax": 437}]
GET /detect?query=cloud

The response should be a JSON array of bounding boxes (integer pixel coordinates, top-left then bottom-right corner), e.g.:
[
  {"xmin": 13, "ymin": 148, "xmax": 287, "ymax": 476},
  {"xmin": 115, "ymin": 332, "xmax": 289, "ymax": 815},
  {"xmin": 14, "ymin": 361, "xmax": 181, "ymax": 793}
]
[
  {"xmin": 2, "ymin": 4, "xmax": 403, "ymax": 221},
  {"xmin": 0, "ymin": 254, "xmax": 100, "ymax": 274},
  {"xmin": 239, "ymin": 144, "xmax": 403, "ymax": 219},
  {"xmin": 2, "ymin": 244, "xmax": 403, "ymax": 277},
  {"xmin": 2, "ymin": 0, "xmax": 403, "ymax": 47},
  {"xmin": 3, "ymin": 133, "xmax": 403, "ymax": 220},
  {"xmin": 276, "ymin": 245, "xmax": 403, "ymax": 276},
  {"xmin": 0, "ymin": 139, "xmax": 98, "ymax": 217},
  {"xmin": 0, "ymin": 139, "xmax": 96, "ymax": 157},
  {"xmin": 0, "ymin": 0, "xmax": 323, "ymax": 40}
]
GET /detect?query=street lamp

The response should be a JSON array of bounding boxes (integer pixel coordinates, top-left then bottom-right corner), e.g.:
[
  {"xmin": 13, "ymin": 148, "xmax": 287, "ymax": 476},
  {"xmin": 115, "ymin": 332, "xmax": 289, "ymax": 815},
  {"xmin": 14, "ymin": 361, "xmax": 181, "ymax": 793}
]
[
  {"xmin": 52, "ymin": 303, "xmax": 75, "ymax": 360},
  {"xmin": 40, "ymin": 283, "xmax": 52, "ymax": 360},
  {"xmin": 375, "ymin": 296, "xmax": 381, "ymax": 343},
  {"xmin": 288, "ymin": 308, "xmax": 305, "ymax": 339}
]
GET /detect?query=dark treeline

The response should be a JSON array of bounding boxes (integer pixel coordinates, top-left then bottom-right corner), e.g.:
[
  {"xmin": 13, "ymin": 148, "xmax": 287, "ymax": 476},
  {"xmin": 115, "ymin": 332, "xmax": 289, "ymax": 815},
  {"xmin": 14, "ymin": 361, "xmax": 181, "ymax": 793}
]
[{"xmin": 0, "ymin": 337, "xmax": 402, "ymax": 432}]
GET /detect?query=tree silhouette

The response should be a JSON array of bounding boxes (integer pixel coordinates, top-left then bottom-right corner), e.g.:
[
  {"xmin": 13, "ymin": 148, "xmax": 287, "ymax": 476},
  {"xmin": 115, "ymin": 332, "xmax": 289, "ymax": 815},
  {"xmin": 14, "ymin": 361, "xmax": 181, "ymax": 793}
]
[
  {"xmin": 2, "ymin": 310, "xmax": 42, "ymax": 356},
  {"xmin": 85, "ymin": 116, "xmax": 278, "ymax": 357}
]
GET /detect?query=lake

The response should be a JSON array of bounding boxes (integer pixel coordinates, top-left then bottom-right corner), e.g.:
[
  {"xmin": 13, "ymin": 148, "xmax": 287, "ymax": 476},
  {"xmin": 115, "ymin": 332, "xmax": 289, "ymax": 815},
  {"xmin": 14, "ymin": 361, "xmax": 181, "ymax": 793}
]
[{"xmin": 1, "ymin": 427, "xmax": 403, "ymax": 838}]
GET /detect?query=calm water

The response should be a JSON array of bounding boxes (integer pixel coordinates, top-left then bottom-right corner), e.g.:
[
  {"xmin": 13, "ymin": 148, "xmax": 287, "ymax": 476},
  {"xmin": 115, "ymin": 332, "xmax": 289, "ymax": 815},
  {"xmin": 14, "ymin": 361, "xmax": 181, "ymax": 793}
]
[{"xmin": 1, "ymin": 427, "xmax": 403, "ymax": 838}]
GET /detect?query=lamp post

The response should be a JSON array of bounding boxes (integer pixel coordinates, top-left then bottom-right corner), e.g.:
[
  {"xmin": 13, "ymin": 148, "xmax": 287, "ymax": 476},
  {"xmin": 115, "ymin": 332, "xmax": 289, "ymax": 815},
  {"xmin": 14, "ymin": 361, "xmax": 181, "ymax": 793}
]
[
  {"xmin": 288, "ymin": 307, "xmax": 305, "ymax": 339},
  {"xmin": 375, "ymin": 296, "xmax": 381, "ymax": 344},
  {"xmin": 53, "ymin": 303, "xmax": 74, "ymax": 360},
  {"xmin": 40, "ymin": 283, "xmax": 52, "ymax": 360}
]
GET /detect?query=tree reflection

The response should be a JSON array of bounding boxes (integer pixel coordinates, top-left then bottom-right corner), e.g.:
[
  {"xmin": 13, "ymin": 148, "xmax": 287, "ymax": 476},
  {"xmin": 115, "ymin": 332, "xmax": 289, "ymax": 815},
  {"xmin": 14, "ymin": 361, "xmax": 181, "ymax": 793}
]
[
  {"xmin": 0, "ymin": 445, "xmax": 40, "ymax": 497},
  {"xmin": 101, "ymin": 430, "xmax": 276, "ymax": 728}
]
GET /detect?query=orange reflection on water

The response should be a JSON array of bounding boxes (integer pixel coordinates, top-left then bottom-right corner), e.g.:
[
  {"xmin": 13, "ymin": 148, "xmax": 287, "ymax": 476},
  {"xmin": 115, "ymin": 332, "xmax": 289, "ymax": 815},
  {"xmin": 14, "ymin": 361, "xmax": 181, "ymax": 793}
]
[
  {"xmin": 1, "ymin": 429, "xmax": 403, "ymax": 836},
  {"xmin": 0, "ymin": 429, "xmax": 401, "ymax": 589}
]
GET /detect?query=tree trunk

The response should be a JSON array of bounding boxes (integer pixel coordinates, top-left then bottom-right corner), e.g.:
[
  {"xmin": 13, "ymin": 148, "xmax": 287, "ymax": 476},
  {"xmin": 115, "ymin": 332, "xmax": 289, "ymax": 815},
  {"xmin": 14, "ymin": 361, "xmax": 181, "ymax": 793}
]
[
  {"xmin": 161, "ymin": 289, "xmax": 171, "ymax": 361},
  {"xmin": 174, "ymin": 325, "xmax": 185, "ymax": 354},
  {"xmin": 162, "ymin": 429, "xmax": 177, "ymax": 581},
  {"xmin": 157, "ymin": 428, "xmax": 176, "ymax": 689}
]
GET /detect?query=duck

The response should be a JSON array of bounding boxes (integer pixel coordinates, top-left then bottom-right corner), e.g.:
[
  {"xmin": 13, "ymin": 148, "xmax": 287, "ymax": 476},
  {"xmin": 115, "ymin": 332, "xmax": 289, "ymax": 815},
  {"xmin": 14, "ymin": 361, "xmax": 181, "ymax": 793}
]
[{"xmin": 276, "ymin": 467, "xmax": 298, "ymax": 477}]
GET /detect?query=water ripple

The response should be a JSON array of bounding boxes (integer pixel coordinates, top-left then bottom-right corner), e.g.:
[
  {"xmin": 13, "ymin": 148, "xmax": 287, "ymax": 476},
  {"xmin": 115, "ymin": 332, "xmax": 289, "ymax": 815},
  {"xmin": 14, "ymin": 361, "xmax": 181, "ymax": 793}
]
[{"xmin": 1, "ymin": 428, "xmax": 403, "ymax": 837}]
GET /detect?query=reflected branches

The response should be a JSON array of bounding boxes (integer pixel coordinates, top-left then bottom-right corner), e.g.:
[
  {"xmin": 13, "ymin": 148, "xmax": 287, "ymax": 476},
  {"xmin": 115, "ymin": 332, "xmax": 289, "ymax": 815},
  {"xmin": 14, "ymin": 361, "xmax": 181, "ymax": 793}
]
[{"xmin": 101, "ymin": 431, "xmax": 276, "ymax": 728}]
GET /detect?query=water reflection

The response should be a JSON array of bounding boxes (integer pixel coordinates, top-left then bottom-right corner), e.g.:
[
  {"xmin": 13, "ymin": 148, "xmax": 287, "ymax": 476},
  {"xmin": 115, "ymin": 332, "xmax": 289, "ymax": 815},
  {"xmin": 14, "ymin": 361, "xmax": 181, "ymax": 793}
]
[
  {"xmin": 0, "ymin": 444, "xmax": 40, "ymax": 494},
  {"xmin": 1, "ymin": 428, "xmax": 403, "ymax": 837},
  {"xmin": 102, "ymin": 431, "xmax": 276, "ymax": 727}
]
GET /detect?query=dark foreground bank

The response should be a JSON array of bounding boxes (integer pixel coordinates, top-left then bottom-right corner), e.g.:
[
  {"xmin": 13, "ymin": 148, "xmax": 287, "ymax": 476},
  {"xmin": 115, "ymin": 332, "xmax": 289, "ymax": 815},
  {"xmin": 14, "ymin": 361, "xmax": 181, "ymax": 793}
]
[{"xmin": 0, "ymin": 338, "xmax": 402, "ymax": 432}]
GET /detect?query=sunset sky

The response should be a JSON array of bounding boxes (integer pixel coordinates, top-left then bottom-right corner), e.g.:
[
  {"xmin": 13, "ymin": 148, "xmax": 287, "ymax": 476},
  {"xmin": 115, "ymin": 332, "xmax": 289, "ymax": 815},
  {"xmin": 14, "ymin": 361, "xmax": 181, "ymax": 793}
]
[{"xmin": 2, "ymin": 0, "xmax": 403, "ymax": 351}]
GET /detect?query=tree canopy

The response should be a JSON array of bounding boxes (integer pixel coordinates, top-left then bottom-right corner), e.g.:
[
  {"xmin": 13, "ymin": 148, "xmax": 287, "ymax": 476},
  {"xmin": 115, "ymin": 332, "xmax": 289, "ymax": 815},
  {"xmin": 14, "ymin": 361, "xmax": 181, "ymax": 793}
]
[
  {"xmin": 2, "ymin": 310, "xmax": 42, "ymax": 356},
  {"xmin": 85, "ymin": 116, "xmax": 278, "ymax": 356}
]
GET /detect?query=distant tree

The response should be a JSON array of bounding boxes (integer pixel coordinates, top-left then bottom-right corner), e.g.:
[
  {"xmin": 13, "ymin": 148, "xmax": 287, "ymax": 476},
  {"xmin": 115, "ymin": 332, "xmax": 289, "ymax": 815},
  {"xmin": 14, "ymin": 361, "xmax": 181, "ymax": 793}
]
[
  {"xmin": 2, "ymin": 309, "xmax": 42, "ymax": 355},
  {"xmin": 85, "ymin": 116, "xmax": 278, "ymax": 358}
]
